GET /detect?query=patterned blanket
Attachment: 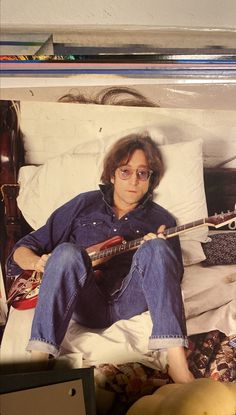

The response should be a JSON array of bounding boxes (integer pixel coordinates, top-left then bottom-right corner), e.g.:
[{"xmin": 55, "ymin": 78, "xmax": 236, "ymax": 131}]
[{"xmin": 95, "ymin": 330, "xmax": 236, "ymax": 413}]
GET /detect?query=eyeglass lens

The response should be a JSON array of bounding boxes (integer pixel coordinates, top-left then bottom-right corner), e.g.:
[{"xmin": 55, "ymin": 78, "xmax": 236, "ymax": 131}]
[{"xmin": 118, "ymin": 167, "xmax": 152, "ymax": 181}]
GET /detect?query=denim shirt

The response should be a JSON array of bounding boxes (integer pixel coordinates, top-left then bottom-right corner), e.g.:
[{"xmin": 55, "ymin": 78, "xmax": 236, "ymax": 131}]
[{"xmin": 7, "ymin": 185, "xmax": 183, "ymax": 287}]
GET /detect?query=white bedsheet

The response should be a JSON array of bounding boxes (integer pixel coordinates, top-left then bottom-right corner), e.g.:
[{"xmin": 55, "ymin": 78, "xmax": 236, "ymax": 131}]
[{"xmin": 1, "ymin": 263, "xmax": 236, "ymax": 370}]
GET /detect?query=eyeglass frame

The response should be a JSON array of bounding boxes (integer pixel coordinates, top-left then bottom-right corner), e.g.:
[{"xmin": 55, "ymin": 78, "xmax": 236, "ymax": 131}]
[{"xmin": 116, "ymin": 166, "xmax": 153, "ymax": 181}]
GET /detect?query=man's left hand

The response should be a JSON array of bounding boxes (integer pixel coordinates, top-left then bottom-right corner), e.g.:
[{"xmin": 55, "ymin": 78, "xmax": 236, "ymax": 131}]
[{"xmin": 143, "ymin": 225, "xmax": 166, "ymax": 242}]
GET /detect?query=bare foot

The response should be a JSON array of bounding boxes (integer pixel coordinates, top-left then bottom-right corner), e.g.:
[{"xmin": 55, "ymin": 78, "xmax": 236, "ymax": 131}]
[
  {"xmin": 29, "ymin": 351, "xmax": 50, "ymax": 370},
  {"xmin": 167, "ymin": 346, "xmax": 194, "ymax": 383},
  {"xmin": 31, "ymin": 351, "xmax": 49, "ymax": 362}
]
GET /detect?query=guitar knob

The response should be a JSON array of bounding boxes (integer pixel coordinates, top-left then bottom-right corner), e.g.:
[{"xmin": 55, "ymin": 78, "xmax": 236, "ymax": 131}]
[{"xmin": 229, "ymin": 221, "xmax": 236, "ymax": 230}]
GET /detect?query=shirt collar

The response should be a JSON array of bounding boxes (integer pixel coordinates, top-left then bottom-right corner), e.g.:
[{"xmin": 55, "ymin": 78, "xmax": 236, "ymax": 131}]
[{"xmin": 99, "ymin": 184, "xmax": 153, "ymax": 209}]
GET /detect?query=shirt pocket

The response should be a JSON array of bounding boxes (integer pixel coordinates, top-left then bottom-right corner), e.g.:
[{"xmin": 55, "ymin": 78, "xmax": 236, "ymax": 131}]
[
  {"xmin": 128, "ymin": 222, "xmax": 146, "ymax": 239},
  {"xmin": 70, "ymin": 218, "xmax": 110, "ymax": 247}
]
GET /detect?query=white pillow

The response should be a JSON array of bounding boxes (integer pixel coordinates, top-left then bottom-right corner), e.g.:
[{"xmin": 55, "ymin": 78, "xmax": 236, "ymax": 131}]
[
  {"xmin": 155, "ymin": 140, "xmax": 207, "ymax": 233},
  {"xmin": 17, "ymin": 139, "xmax": 208, "ymax": 265},
  {"xmin": 17, "ymin": 153, "xmax": 103, "ymax": 230},
  {"xmin": 154, "ymin": 140, "xmax": 208, "ymax": 265}
]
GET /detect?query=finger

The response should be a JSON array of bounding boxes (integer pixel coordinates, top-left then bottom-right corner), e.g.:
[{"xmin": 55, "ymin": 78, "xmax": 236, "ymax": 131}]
[
  {"xmin": 157, "ymin": 224, "xmax": 166, "ymax": 233},
  {"xmin": 41, "ymin": 254, "xmax": 51, "ymax": 265},
  {"xmin": 34, "ymin": 260, "xmax": 44, "ymax": 273},
  {"xmin": 35, "ymin": 254, "xmax": 50, "ymax": 272},
  {"xmin": 157, "ymin": 224, "xmax": 166, "ymax": 239},
  {"xmin": 143, "ymin": 233, "xmax": 157, "ymax": 241}
]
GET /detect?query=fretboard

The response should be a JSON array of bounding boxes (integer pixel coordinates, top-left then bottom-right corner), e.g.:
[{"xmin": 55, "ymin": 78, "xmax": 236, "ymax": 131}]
[{"xmin": 164, "ymin": 218, "xmax": 205, "ymax": 237}]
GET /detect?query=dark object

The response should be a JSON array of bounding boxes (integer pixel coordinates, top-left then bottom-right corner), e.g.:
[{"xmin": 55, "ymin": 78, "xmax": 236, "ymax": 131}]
[
  {"xmin": 0, "ymin": 367, "xmax": 96, "ymax": 415},
  {"xmin": 202, "ymin": 232, "xmax": 236, "ymax": 265}
]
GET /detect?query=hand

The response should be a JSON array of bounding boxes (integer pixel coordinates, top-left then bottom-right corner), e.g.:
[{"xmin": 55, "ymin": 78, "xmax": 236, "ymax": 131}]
[
  {"xmin": 157, "ymin": 224, "xmax": 166, "ymax": 239},
  {"xmin": 143, "ymin": 232, "xmax": 158, "ymax": 242},
  {"xmin": 142, "ymin": 225, "xmax": 166, "ymax": 243},
  {"xmin": 34, "ymin": 254, "xmax": 51, "ymax": 273}
]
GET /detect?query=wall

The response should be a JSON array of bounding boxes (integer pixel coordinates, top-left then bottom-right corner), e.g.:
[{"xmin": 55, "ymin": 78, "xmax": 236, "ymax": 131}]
[{"xmin": 19, "ymin": 100, "xmax": 236, "ymax": 168}]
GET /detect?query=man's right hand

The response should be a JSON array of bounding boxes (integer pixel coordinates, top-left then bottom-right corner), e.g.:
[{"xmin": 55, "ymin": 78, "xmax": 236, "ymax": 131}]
[
  {"xmin": 13, "ymin": 246, "xmax": 51, "ymax": 272},
  {"xmin": 34, "ymin": 254, "xmax": 51, "ymax": 273}
]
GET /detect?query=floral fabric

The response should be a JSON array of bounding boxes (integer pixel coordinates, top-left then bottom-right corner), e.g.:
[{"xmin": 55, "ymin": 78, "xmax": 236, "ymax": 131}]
[{"xmin": 95, "ymin": 330, "xmax": 236, "ymax": 413}]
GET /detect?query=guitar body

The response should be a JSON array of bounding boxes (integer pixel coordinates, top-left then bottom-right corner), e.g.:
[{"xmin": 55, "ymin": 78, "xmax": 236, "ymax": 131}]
[
  {"xmin": 86, "ymin": 235, "xmax": 124, "ymax": 267},
  {"xmin": 13, "ymin": 288, "xmax": 39, "ymax": 310},
  {"xmin": 86, "ymin": 235, "xmax": 123, "ymax": 255},
  {"xmin": 7, "ymin": 270, "xmax": 42, "ymax": 310}
]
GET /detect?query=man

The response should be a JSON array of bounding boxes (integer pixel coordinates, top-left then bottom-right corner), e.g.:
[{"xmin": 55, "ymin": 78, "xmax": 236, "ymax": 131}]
[{"xmin": 8, "ymin": 133, "xmax": 194, "ymax": 383}]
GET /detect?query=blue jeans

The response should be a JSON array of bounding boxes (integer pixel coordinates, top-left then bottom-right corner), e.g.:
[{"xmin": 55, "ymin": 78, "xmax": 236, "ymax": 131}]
[{"xmin": 27, "ymin": 239, "xmax": 188, "ymax": 357}]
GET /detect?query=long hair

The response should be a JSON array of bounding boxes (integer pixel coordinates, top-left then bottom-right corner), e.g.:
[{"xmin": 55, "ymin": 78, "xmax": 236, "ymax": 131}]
[
  {"xmin": 101, "ymin": 133, "xmax": 164, "ymax": 193},
  {"xmin": 58, "ymin": 86, "xmax": 158, "ymax": 107}
]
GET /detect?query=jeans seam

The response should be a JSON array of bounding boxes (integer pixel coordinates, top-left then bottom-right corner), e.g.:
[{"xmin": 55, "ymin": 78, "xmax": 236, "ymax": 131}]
[
  {"xmin": 113, "ymin": 262, "xmax": 143, "ymax": 300},
  {"xmin": 150, "ymin": 335, "xmax": 187, "ymax": 339},
  {"xmin": 57, "ymin": 270, "xmax": 87, "ymax": 335},
  {"xmin": 64, "ymin": 271, "xmax": 86, "ymax": 314},
  {"xmin": 30, "ymin": 337, "xmax": 58, "ymax": 347}
]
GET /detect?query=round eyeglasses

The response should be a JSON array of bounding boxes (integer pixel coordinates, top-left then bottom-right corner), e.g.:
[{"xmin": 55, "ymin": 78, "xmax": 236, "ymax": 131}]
[{"xmin": 117, "ymin": 166, "xmax": 153, "ymax": 181}]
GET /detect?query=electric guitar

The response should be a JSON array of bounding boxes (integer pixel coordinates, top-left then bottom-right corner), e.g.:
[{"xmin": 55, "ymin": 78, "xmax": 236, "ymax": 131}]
[{"xmin": 7, "ymin": 210, "xmax": 236, "ymax": 310}]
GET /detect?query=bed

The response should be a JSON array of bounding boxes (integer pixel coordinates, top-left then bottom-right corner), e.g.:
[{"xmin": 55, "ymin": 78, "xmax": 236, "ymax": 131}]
[{"xmin": 0, "ymin": 97, "xmax": 236, "ymax": 414}]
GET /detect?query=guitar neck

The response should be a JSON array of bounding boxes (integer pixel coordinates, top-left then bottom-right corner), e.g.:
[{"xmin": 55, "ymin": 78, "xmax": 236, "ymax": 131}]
[
  {"xmin": 89, "ymin": 218, "xmax": 207, "ymax": 263},
  {"xmin": 89, "ymin": 210, "xmax": 236, "ymax": 263},
  {"xmin": 163, "ymin": 218, "xmax": 206, "ymax": 238}
]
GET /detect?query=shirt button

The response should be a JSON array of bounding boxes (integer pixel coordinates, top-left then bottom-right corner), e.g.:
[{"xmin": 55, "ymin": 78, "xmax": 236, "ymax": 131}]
[
  {"xmin": 93, "ymin": 222, "xmax": 96, "ymax": 225},
  {"xmin": 124, "ymin": 217, "xmax": 128, "ymax": 220},
  {"xmin": 136, "ymin": 230, "xmax": 140, "ymax": 233},
  {"xmin": 113, "ymin": 228, "xmax": 117, "ymax": 232}
]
